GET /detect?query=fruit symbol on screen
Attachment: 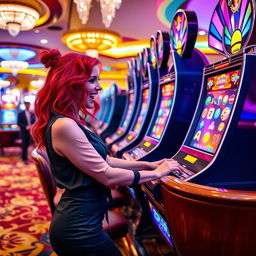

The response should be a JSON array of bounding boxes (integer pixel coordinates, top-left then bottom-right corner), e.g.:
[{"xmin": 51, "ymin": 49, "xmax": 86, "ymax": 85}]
[
  {"xmin": 202, "ymin": 108, "xmax": 208, "ymax": 118},
  {"xmin": 214, "ymin": 108, "xmax": 221, "ymax": 119},
  {"xmin": 222, "ymin": 95, "xmax": 229, "ymax": 105},
  {"xmin": 218, "ymin": 122, "xmax": 225, "ymax": 131},
  {"xmin": 205, "ymin": 96, "xmax": 212, "ymax": 105},
  {"xmin": 229, "ymin": 94, "xmax": 235, "ymax": 104},
  {"xmin": 212, "ymin": 134, "xmax": 221, "ymax": 145},
  {"xmin": 194, "ymin": 130, "xmax": 201, "ymax": 141},
  {"xmin": 221, "ymin": 107, "xmax": 231, "ymax": 121},
  {"xmin": 208, "ymin": 121, "xmax": 215, "ymax": 130},
  {"xmin": 202, "ymin": 132, "xmax": 210, "ymax": 144}
]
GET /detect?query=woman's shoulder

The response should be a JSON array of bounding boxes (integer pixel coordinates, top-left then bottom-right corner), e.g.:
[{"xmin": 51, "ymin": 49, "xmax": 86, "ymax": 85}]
[{"xmin": 52, "ymin": 117, "xmax": 79, "ymax": 136}]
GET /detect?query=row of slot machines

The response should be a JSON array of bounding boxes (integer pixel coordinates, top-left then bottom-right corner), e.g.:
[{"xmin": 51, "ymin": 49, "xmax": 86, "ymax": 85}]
[{"xmin": 94, "ymin": 0, "xmax": 256, "ymax": 254}]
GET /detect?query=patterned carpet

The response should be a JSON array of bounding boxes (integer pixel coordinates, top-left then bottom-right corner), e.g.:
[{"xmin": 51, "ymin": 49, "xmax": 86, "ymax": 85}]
[{"xmin": 0, "ymin": 147, "xmax": 56, "ymax": 256}]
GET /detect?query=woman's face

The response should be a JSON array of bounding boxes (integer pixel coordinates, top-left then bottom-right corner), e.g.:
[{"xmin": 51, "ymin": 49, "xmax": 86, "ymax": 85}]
[{"xmin": 85, "ymin": 64, "xmax": 102, "ymax": 109}]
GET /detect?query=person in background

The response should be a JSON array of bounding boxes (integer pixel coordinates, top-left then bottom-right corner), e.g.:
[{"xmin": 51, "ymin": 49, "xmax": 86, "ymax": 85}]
[
  {"xmin": 31, "ymin": 49, "xmax": 183, "ymax": 256},
  {"xmin": 17, "ymin": 101, "xmax": 36, "ymax": 164}
]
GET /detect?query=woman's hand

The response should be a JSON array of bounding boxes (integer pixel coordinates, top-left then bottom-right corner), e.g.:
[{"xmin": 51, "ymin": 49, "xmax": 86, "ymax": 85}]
[
  {"xmin": 154, "ymin": 159, "xmax": 183, "ymax": 179},
  {"xmin": 146, "ymin": 158, "xmax": 169, "ymax": 170}
]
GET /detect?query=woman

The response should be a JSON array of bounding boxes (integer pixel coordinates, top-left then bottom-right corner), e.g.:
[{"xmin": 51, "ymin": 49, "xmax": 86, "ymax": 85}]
[{"xmin": 31, "ymin": 49, "xmax": 183, "ymax": 256}]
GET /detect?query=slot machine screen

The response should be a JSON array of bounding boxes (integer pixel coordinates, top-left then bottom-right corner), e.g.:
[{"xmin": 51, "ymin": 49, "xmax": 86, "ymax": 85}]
[
  {"xmin": 148, "ymin": 82, "xmax": 175, "ymax": 140},
  {"xmin": 189, "ymin": 69, "xmax": 241, "ymax": 154},
  {"xmin": 1, "ymin": 109, "xmax": 17, "ymax": 124},
  {"xmin": 122, "ymin": 94, "xmax": 134, "ymax": 128},
  {"xmin": 133, "ymin": 88, "xmax": 149, "ymax": 133}
]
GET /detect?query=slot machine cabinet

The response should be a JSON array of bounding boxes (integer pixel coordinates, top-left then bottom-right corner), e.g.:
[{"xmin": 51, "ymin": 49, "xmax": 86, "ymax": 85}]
[
  {"xmin": 96, "ymin": 83, "xmax": 127, "ymax": 140},
  {"xmin": 146, "ymin": 0, "xmax": 256, "ymax": 253},
  {"xmin": 105, "ymin": 58, "xmax": 141, "ymax": 148},
  {"xmin": 122, "ymin": 11, "xmax": 209, "ymax": 161},
  {"xmin": 110, "ymin": 40, "xmax": 161, "ymax": 156}
]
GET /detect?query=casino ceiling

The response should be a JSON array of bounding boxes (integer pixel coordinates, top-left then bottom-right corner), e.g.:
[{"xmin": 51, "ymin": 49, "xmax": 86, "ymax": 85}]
[{"xmin": 0, "ymin": 0, "xmax": 222, "ymax": 90}]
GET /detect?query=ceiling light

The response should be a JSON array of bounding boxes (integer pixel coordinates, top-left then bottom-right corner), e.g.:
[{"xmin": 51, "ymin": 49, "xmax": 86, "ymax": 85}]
[
  {"xmin": 40, "ymin": 39, "xmax": 48, "ymax": 44},
  {"xmin": 62, "ymin": 29, "xmax": 122, "ymax": 53},
  {"xmin": 1, "ymin": 60, "xmax": 29, "ymax": 76},
  {"xmin": 74, "ymin": 0, "xmax": 122, "ymax": 28},
  {"xmin": 0, "ymin": 3, "xmax": 40, "ymax": 37},
  {"xmin": 199, "ymin": 30, "xmax": 206, "ymax": 36},
  {"xmin": 0, "ymin": 80, "xmax": 10, "ymax": 88},
  {"xmin": 30, "ymin": 79, "xmax": 45, "ymax": 88}
]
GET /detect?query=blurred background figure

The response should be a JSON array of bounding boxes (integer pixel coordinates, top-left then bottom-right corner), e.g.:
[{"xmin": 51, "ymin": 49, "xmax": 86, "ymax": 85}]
[{"xmin": 18, "ymin": 101, "xmax": 36, "ymax": 164}]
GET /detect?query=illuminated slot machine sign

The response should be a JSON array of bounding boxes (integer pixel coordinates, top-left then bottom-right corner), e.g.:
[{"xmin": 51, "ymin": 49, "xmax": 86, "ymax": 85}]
[{"xmin": 149, "ymin": 202, "xmax": 173, "ymax": 247}]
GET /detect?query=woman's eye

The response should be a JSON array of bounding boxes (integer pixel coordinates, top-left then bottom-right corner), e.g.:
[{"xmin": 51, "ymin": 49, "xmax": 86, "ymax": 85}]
[
  {"xmin": 88, "ymin": 77, "xmax": 100, "ymax": 83},
  {"xmin": 88, "ymin": 78, "xmax": 96, "ymax": 83}
]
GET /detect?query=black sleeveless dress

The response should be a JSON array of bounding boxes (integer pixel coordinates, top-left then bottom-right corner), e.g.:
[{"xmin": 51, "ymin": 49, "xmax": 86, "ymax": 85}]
[{"xmin": 45, "ymin": 114, "xmax": 122, "ymax": 256}]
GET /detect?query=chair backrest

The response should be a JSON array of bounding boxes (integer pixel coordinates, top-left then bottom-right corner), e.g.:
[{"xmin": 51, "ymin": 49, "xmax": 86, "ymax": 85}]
[
  {"xmin": 160, "ymin": 176, "xmax": 256, "ymax": 256},
  {"xmin": 31, "ymin": 147, "xmax": 57, "ymax": 215}
]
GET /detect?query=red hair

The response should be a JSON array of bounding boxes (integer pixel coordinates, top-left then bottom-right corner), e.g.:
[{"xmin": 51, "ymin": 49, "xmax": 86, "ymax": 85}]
[{"xmin": 31, "ymin": 49, "xmax": 101, "ymax": 148}]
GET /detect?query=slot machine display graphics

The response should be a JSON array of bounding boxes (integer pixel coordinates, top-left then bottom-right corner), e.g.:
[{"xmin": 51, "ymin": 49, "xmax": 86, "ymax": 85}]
[
  {"xmin": 110, "ymin": 41, "xmax": 161, "ymax": 156},
  {"xmin": 158, "ymin": 0, "xmax": 256, "ymax": 253},
  {"xmin": 105, "ymin": 58, "xmax": 141, "ymax": 148},
  {"xmin": 122, "ymin": 10, "xmax": 209, "ymax": 162}
]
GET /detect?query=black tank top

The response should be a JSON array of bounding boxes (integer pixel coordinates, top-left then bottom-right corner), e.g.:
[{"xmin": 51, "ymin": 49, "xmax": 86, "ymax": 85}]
[{"xmin": 45, "ymin": 114, "xmax": 111, "ymax": 202}]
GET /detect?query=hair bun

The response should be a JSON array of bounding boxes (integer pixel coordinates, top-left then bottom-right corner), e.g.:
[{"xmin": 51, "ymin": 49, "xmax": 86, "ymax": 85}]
[{"xmin": 40, "ymin": 49, "xmax": 61, "ymax": 68}]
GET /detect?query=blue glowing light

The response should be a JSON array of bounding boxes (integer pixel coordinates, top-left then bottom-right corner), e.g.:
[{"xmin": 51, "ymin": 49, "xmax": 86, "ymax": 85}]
[{"xmin": 0, "ymin": 48, "xmax": 36, "ymax": 61}]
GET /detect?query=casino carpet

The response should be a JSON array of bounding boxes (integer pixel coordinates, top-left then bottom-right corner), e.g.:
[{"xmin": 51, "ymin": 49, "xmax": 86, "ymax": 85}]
[
  {"xmin": 0, "ymin": 147, "xmax": 56, "ymax": 256},
  {"xmin": 0, "ymin": 148, "xmax": 135, "ymax": 256}
]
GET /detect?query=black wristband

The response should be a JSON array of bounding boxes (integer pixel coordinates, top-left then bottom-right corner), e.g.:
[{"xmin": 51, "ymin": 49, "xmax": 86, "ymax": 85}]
[{"xmin": 131, "ymin": 170, "xmax": 140, "ymax": 187}]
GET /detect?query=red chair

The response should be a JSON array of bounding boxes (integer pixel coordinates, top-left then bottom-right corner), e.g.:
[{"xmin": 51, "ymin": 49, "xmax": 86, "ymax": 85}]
[
  {"xmin": 160, "ymin": 176, "xmax": 256, "ymax": 256},
  {"xmin": 32, "ymin": 148, "xmax": 137, "ymax": 255}
]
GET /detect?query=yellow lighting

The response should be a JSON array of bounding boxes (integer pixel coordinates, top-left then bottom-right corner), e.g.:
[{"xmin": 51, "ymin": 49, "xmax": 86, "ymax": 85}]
[
  {"xmin": 0, "ymin": 2, "xmax": 40, "ymax": 37},
  {"xmin": 102, "ymin": 40, "xmax": 150, "ymax": 58},
  {"xmin": 62, "ymin": 29, "xmax": 122, "ymax": 53},
  {"xmin": 0, "ymin": 67, "xmax": 47, "ymax": 76}
]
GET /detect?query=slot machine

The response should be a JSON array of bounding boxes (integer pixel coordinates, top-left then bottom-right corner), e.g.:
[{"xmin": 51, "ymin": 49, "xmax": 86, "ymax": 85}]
[
  {"xmin": 121, "ymin": 11, "xmax": 208, "ymax": 161},
  {"xmin": 0, "ymin": 91, "xmax": 19, "ymax": 130},
  {"xmin": 110, "ymin": 32, "xmax": 169, "ymax": 157},
  {"xmin": 93, "ymin": 88, "xmax": 109, "ymax": 130},
  {"xmin": 141, "ymin": 0, "xmax": 256, "ymax": 252},
  {"xmin": 98, "ymin": 83, "xmax": 127, "ymax": 141},
  {"xmin": 105, "ymin": 58, "xmax": 141, "ymax": 147}
]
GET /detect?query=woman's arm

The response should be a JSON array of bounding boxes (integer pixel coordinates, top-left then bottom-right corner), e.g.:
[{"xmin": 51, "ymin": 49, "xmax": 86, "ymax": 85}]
[
  {"xmin": 52, "ymin": 118, "xmax": 182, "ymax": 187},
  {"xmin": 106, "ymin": 156, "xmax": 165, "ymax": 170}
]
